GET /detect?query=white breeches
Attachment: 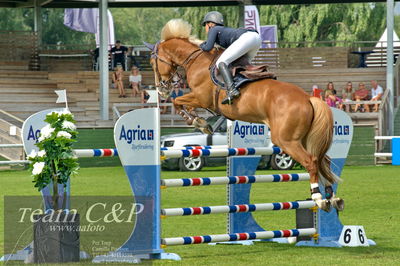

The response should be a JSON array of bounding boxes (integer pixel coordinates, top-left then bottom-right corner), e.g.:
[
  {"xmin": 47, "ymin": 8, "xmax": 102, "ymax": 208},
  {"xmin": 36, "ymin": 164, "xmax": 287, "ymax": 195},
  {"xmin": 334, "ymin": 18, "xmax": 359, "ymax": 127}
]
[{"xmin": 216, "ymin": 31, "xmax": 262, "ymax": 68}]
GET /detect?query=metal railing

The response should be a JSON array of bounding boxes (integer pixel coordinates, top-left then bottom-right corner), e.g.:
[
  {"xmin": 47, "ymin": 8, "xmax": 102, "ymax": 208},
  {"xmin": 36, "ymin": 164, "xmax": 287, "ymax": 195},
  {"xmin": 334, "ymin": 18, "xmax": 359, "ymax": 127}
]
[
  {"xmin": 374, "ymin": 136, "xmax": 400, "ymax": 164},
  {"xmin": 0, "ymin": 109, "xmax": 24, "ymax": 163},
  {"xmin": 112, "ymin": 103, "xmax": 212, "ymax": 127},
  {"xmin": 113, "ymin": 102, "xmax": 185, "ymax": 127},
  {"xmin": 378, "ymin": 89, "xmax": 391, "ymax": 140}
]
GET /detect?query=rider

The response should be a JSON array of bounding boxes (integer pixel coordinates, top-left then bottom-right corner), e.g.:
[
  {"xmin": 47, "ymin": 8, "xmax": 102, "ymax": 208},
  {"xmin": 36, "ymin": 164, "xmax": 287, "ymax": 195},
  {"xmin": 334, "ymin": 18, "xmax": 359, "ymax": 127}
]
[{"xmin": 199, "ymin": 11, "xmax": 262, "ymax": 105}]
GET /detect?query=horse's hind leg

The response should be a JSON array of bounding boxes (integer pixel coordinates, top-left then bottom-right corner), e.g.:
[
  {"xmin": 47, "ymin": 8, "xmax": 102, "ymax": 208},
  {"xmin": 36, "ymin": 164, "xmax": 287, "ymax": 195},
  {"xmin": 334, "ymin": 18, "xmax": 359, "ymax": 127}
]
[
  {"xmin": 325, "ymin": 185, "xmax": 344, "ymax": 211},
  {"xmin": 275, "ymin": 140, "xmax": 331, "ymax": 212}
]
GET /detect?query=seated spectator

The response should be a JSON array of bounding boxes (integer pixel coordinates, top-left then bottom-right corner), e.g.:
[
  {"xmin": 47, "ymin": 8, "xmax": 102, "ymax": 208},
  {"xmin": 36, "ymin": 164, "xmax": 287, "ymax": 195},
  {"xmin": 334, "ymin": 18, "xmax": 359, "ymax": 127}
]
[
  {"xmin": 311, "ymin": 84, "xmax": 323, "ymax": 99},
  {"xmin": 129, "ymin": 66, "xmax": 142, "ymax": 97},
  {"xmin": 170, "ymin": 86, "xmax": 184, "ymax": 101},
  {"xmin": 111, "ymin": 40, "xmax": 128, "ymax": 70},
  {"xmin": 364, "ymin": 80, "xmax": 383, "ymax": 112},
  {"xmin": 325, "ymin": 90, "xmax": 342, "ymax": 108},
  {"xmin": 112, "ymin": 65, "xmax": 126, "ymax": 98},
  {"xmin": 168, "ymin": 81, "xmax": 184, "ymax": 114},
  {"xmin": 141, "ymin": 89, "xmax": 150, "ymax": 105},
  {"xmin": 324, "ymin": 82, "xmax": 337, "ymax": 100},
  {"xmin": 340, "ymin": 81, "xmax": 354, "ymax": 112},
  {"xmin": 353, "ymin": 82, "xmax": 369, "ymax": 112}
]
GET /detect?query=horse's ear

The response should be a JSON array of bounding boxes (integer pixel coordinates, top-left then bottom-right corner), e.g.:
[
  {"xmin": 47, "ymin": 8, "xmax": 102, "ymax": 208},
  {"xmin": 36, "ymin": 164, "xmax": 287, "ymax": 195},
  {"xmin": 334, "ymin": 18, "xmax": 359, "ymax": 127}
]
[{"xmin": 143, "ymin": 41, "xmax": 155, "ymax": 51}]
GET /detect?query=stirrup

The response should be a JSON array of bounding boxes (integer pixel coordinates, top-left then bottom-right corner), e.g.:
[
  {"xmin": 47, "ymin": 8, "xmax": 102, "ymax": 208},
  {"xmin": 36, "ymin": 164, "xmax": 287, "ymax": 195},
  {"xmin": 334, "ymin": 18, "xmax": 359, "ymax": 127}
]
[
  {"xmin": 221, "ymin": 89, "xmax": 240, "ymax": 105},
  {"xmin": 221, "ymin": 96, "xmax": 233, "ymax": 105}
]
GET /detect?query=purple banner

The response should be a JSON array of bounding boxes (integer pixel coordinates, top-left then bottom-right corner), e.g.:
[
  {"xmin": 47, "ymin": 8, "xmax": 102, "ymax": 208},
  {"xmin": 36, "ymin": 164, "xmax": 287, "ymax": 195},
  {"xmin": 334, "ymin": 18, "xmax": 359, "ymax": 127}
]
[{"xmin": 260, "ymin": 25, "xmax": 278, "ymax": 48}]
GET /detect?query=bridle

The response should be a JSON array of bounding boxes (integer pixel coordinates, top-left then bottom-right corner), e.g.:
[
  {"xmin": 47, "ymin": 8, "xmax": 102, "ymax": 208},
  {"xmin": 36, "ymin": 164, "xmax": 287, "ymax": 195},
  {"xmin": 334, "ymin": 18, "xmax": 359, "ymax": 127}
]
[{"xmin": 151, "ymin": 41, "xmax": 202, "ymax": 90}]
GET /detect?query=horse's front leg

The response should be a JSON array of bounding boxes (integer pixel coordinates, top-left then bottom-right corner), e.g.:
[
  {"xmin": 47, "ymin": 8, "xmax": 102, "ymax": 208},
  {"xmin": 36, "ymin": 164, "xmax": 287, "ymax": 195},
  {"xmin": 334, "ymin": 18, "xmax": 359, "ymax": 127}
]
[
  {"xmin": 172, "ymin": 97, "xmax": 195, "ymax": 125},
  {"xmin": 173, "ymin": 93, "xmax": 213, "ymax": 134}
]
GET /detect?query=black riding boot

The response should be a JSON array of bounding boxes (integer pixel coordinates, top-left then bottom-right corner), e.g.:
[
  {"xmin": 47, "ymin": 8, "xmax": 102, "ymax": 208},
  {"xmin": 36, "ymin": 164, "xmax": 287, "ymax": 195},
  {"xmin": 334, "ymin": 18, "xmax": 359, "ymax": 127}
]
[{"xmin": 219, "ymin": 62, "xmax": 240, "ymax": 105}]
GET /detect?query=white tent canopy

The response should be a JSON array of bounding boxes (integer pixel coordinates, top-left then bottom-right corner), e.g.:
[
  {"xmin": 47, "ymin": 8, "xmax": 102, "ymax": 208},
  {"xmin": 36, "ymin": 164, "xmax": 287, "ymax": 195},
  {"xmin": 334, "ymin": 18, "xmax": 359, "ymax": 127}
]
[{"xmin": 375, "ymin": 28, "xmax": 400, "ymax": 47}]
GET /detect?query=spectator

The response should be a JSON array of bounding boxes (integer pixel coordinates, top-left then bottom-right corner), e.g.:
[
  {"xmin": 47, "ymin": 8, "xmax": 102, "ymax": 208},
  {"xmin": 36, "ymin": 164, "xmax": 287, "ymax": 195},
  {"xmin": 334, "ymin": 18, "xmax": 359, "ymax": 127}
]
[
  {"xmin": 168, "ymin": 80, "xmax": 184, "ymax": 114},
  {"xmin": 340, "ymin": 81, "xmax": 354, "ymax": 112},
  {"xmin": 170, "ymin": 83, "xmax": 184, "ymax": 102},
  {"xmin": 353, "ymin": 82, "xmax": 369, "ymax": 112},
  {"xmin": 112, "ymin": 65, "xmax": 126, "ymax": 98},
  {"xmin": 325, "ymin": 90, "xmax": 342, "ymax": 108},
  {"xmin": 111, "ymin": 40, "xmax": 128, "ymax": 70},
  {"xmin": 324, "ymin": 82, "xmax": 337, "ymax": 99},
  {"xmin": 129, "ymin": 66, "xmax": 142, "ymax": 97},
  {"xmin": 91, "ymin": 47, "xmax": 99, "ymax": 70},
  {"xmin": 365, "ymin": 80, "xmax": 383, "ymax": 112},
  {"xmin": 311, "ymin": 84, "xmax": 323, "ymax": 99},
  {"xmin": 129, "ymin": 46, "xmax": 141, "ymax": 68},
  {"xmin": 141, "ymin": 89, "xmax": 150, "ymax": 105}
]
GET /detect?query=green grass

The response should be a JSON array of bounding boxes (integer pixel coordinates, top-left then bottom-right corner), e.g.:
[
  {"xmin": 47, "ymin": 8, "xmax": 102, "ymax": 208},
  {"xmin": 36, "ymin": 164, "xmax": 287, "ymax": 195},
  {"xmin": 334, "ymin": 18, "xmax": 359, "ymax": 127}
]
[{"xmin": 1, "ymin": 165, "xmax": 399, "ymax": 265}]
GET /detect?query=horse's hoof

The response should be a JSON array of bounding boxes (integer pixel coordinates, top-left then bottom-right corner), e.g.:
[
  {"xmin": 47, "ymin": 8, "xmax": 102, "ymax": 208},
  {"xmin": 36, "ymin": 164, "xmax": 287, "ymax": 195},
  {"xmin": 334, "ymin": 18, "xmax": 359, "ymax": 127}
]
[
  {"xmin": 331, "ymin": 197, "xmax": 344, "ymax": 211},
  {"xmin": 193, "ymin": 117, "xmax": 210, "ymax": 130},
  {"xmin": 316, "ymin": 199, "xmax": 331, "ymax": 212},
  {"xmin": 200, "ymin": 125, "xmax": 213, "ymax": 135},
  {"xmin": 185, "ymin": 118, "xmax": 194, "ymax": 125}
]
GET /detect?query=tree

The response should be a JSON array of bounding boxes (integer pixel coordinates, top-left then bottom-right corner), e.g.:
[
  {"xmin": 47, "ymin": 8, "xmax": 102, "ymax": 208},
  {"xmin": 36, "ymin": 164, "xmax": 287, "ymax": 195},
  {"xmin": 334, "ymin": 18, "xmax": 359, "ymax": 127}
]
[
  {"xmin": 41, "ymin": 8, "xmax": 94, "ymax": 46},
  {"xmin": 179, "ymin": 6, "xmax": 239, "ymax": 39},
  {"xmin": 259, "ymin": 3, "xmax": 387, "ymax": 47},
  {"xmin": 110, "ymin": 8, "xmax": 181, "ymax": 44},
  {"xmin": 0, "ymin": 8, "xmax": 32, "ymax": 31}
]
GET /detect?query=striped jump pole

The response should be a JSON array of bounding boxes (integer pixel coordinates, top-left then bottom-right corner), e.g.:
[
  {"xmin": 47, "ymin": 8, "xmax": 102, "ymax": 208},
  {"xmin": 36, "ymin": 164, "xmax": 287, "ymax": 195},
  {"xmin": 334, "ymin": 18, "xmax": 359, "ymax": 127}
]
[
  {"xmin": 161, "ymin": 228, "xmax": 317, "ymax": 246},
  {"xmin": 73, "ymin": 148, "xmax": 118, "ymax": 158},
  {"xmin": 161, "ymin": 145, "xmax": 227, "ymax": 151},
  {"xmin": 161, "ymin": 173, "xmax": 310, "ymax": 188},
  {"xmin": 161, "ymin": 147, "xmax": 282, "ymax": 159},
  {"xmin": 161, "ymin": 201, "xmax": 316, "ymax": 217}
]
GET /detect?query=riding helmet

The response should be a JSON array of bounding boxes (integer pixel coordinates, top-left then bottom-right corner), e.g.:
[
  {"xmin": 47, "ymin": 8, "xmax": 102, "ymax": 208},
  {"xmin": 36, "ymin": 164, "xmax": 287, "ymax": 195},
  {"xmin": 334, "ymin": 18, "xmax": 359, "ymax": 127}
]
[{"xmin": 202, "ymin": 11, "xmax": 224, "ymax": 26}]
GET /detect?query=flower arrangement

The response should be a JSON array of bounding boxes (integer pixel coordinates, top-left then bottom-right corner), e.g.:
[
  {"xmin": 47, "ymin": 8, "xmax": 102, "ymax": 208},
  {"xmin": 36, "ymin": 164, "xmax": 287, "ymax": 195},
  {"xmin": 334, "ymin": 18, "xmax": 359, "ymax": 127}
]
[{"xmin": 28, "ymin": 110, "xmax": 79, "ymax": 210}]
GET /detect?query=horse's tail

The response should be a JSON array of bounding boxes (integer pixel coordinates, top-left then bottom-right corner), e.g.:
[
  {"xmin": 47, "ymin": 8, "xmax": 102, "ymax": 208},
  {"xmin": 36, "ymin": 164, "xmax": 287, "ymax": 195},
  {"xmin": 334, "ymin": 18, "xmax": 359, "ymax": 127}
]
[{"xmin": 307, "ymin": 97, "xmax": 341, "ymax": 185}]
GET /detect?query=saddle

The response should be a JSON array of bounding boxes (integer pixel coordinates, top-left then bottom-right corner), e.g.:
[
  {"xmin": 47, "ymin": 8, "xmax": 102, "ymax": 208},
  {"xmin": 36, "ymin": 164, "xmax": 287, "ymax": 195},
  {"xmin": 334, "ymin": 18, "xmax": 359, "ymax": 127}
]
[{"xmin": 211, "ymin": 57, "xmax": 276, "ymax": 89}]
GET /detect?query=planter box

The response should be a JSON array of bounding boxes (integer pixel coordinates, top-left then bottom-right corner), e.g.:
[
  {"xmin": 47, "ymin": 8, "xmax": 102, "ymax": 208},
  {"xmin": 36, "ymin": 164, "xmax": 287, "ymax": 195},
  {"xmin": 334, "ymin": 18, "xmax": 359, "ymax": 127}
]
[{"xmin": 33, "ymin": 212, "xmax": 80, "ymax": 263}]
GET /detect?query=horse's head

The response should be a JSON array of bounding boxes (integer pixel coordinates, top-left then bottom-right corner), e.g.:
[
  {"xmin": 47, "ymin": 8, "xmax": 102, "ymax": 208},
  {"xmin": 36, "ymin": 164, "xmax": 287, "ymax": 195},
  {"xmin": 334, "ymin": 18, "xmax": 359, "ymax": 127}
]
[{"xmin": 144, "ymin": 41, "xmax": 177, "ymax": 99}]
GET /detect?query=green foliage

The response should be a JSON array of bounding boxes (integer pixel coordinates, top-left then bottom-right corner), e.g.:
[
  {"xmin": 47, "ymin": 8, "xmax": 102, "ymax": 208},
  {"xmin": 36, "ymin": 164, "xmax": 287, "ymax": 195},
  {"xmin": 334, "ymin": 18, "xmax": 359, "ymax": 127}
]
[
  {"xmin": 0, "ymin": 8, "xmax": 32, "ymax": 31},
  {"xmin": 110, "ymin": 8, "xmax": 181, "ymax": 44},
  {"xmin": 179, "ymin": 6, "xmax": 239, "ymax": 39},
  {"xmin": 41, "ymin": 8, "xmax": 95, "ymax": 45},
  {"xmin": 28, "ymin": 110, "xmax": 79, "ymax": 209},
  {"xmin": 0, "ymin": 4, "xmax": 395, "ymax": 46},
  {"xmin": 259, "ymin": 3, "xmax": 387, "ymax": 47}
]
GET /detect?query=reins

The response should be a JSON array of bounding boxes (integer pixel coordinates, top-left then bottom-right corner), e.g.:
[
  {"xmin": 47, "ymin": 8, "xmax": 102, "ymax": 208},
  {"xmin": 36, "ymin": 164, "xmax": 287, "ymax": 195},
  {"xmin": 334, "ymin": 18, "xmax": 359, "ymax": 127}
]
[{"xmin": 153, "ymin": 43, "xmax": 203, "ymax": 89}]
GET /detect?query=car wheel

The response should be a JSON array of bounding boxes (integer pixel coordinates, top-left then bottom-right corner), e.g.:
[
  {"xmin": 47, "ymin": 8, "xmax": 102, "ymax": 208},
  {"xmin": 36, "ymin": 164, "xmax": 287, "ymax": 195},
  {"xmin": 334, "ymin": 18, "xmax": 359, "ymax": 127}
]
[
  {"xmin": 179, "ymin": 157, "xmax": 204, "ymax": 171},
  {"xmin": 270, "ymin": 153, "xmax": 295, "ymax": 170}
]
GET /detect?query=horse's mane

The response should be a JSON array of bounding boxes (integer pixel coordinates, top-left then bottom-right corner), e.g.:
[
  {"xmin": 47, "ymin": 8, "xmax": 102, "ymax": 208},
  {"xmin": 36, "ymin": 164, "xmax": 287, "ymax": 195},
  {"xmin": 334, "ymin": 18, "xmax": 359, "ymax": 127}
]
[{"xmin": 161, "ymin": 19, "xmax": 203, "ymax": 46}]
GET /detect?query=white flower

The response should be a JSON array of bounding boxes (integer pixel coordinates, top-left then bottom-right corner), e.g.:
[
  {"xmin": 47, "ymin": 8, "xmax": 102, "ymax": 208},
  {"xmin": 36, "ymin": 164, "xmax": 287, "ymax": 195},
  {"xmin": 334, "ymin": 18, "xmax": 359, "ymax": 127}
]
[
  {"xmin": 32, "ymin": 162, "xmax": 45, "ymax": 175},
  {"xmin": 57, "ymin": 131, "xmax": 72, "ymax": 139},
  {"xmin": 62, "ymin": 121, "xmax": 76, "ymax": 130},
  {"xmin": 37, "ymin": 150, "xmax": 46, "ymax": 157},
  {"xmin": 27, "ymin": 150, "xmax": 37, "ymax": 159},
  {"xmin": 55, "ymin": 109, "xmax": 72, "ymax": 117},
  {"xmin": 40, "ymin": 124, "xmax": 55, "ymax": 140}
]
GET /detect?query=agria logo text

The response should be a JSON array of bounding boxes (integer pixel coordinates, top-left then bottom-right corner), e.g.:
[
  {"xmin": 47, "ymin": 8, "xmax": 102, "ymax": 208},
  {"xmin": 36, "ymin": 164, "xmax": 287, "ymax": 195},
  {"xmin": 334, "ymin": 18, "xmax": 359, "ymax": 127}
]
[
  {"xmin": 333, "ymin": 121, "xmax": 350, "ymax": 136},
  {"xmin": 233, "ymin": 122, "xmax": 266, "ymax": 139},
  {"xmin": 119, "ymin": 125, "xmax": 154, "ymax": 144}
]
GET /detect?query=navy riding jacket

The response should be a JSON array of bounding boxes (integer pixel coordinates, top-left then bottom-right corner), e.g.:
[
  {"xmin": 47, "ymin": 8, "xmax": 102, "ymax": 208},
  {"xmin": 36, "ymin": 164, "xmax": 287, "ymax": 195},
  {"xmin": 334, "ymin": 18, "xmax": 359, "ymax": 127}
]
[{"xmin": 200, "ymin": 26, "xmax": 253, "ymax": 52}]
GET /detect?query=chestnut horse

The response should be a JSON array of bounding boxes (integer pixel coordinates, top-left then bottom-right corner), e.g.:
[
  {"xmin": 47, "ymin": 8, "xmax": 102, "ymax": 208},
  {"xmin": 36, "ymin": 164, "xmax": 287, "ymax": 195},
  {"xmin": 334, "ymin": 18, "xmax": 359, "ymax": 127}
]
[{"xmin": 147, "ymin": 19, "xmax": 343, "ymax": 211}]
